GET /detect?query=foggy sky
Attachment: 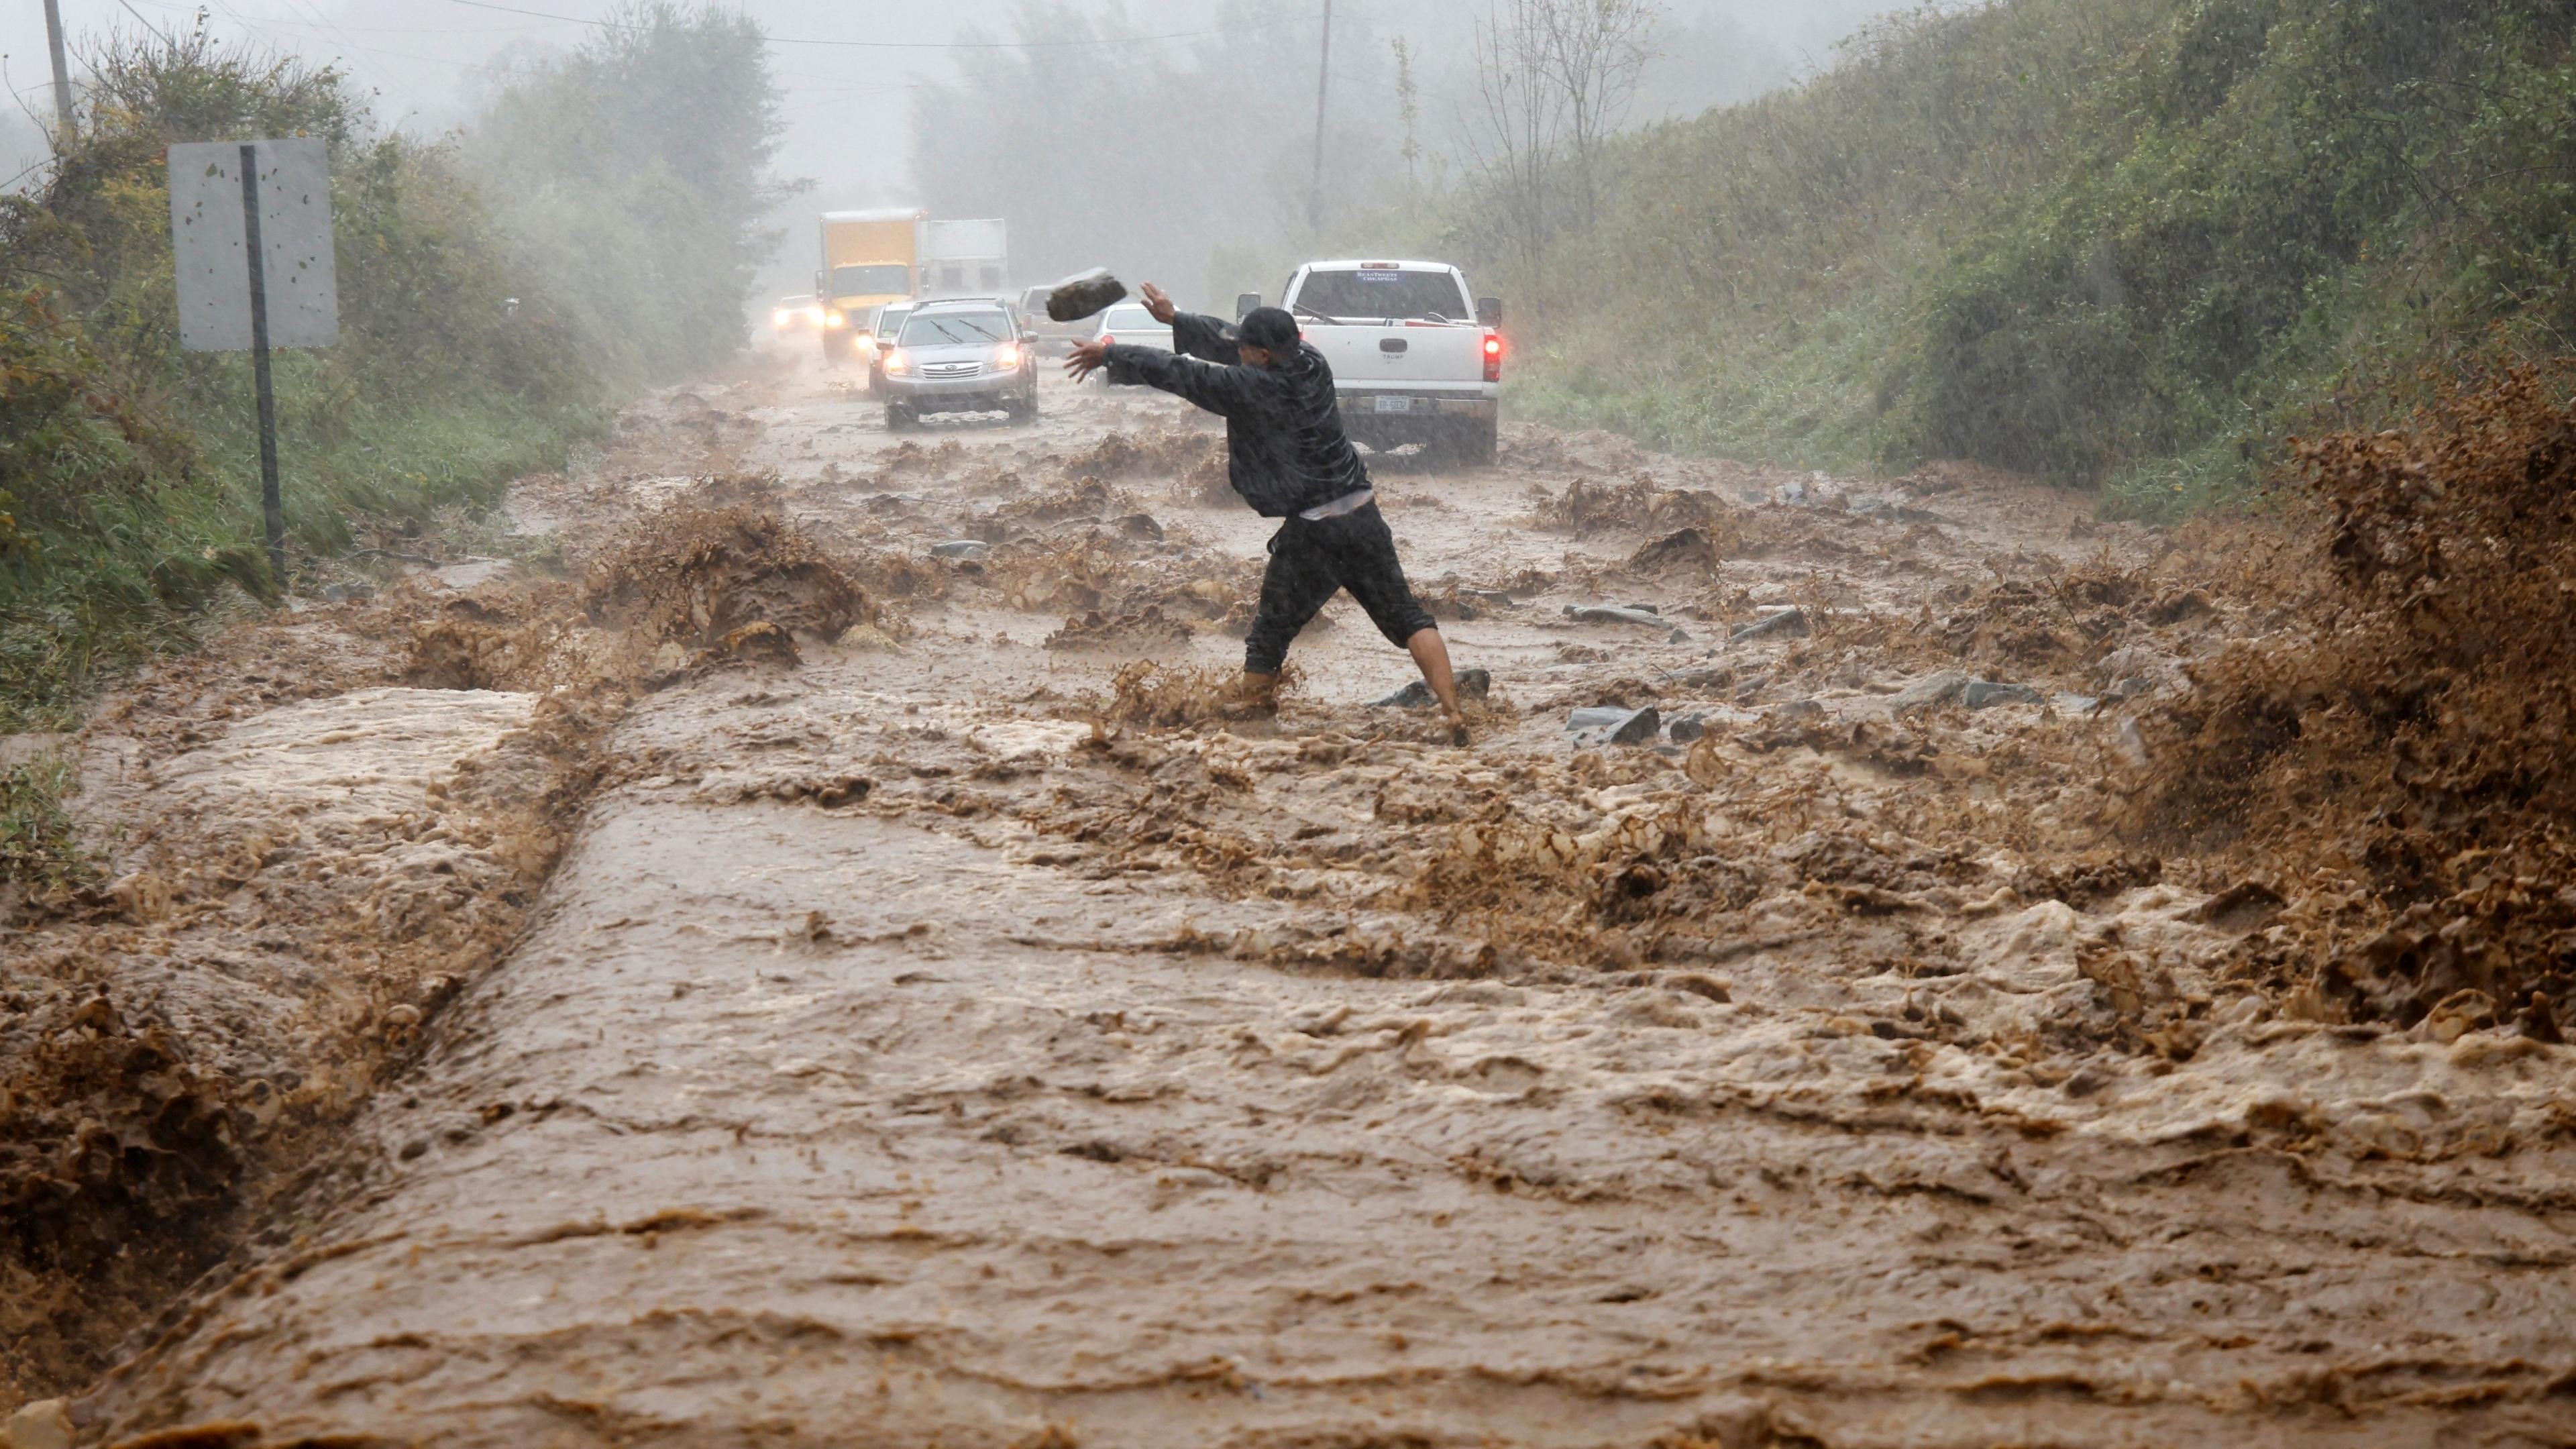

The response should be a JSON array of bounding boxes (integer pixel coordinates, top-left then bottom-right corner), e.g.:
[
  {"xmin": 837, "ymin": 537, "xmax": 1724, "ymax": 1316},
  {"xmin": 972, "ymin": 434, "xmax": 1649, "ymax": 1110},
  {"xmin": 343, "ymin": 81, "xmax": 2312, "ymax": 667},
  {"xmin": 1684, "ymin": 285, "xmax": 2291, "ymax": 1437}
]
[{"xmin": 4, "ymin": 0, "xmax": 1920, "ymax": 286}]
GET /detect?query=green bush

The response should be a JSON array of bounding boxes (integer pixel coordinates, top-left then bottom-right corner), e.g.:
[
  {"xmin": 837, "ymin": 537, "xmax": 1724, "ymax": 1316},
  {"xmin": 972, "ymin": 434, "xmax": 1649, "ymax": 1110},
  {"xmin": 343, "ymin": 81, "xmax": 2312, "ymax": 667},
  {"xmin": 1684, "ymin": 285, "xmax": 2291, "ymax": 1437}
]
[
  {"xmin": 1489, "ymin": 0, "xmax": 2576, "ymax": 510},
  {"xmin": 0, "ymin": 11, "xmax": 788, "ymax": 727}
]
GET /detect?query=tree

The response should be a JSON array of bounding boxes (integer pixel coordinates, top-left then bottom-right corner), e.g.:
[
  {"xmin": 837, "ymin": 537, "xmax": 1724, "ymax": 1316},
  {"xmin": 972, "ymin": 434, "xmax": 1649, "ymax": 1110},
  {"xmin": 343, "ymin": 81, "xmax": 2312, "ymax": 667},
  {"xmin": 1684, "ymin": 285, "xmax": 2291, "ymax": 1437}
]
[
  {"xmin": 1538, "ymin": 0, "xmax": 1657, "ymax": 227},
  {"xmin": 464, "ymin": 1, "xmax": 798, "ymax": 380},
  {"xmin": 1462, "ymin": 0, "xmax": 1658, "ymax": 281}
]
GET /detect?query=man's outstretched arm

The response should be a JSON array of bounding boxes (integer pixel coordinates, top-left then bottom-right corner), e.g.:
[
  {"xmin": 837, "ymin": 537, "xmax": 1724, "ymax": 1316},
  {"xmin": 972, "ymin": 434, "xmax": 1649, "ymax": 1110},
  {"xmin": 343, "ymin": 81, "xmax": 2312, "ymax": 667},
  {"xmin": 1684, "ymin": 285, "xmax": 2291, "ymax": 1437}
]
[{"xmin": 1065, "ymin": 346, "xmax": 1258, "ymax": 420}]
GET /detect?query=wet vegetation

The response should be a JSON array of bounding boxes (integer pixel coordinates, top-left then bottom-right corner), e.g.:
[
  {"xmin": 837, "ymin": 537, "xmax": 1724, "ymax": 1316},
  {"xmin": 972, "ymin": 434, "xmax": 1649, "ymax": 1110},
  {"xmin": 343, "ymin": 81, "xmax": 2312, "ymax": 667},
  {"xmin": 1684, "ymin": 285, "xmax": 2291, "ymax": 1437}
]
[
  {"xmin": 1497, "ymin": 0, "xmax": 2576, "ymax": 514},
  {"xmin": 0, "ymin": 5, "xmax": 787, "ymax": 733},
  {"xmin": 0, "ymin": 757, "xmax": 94, "ymax": 903}
]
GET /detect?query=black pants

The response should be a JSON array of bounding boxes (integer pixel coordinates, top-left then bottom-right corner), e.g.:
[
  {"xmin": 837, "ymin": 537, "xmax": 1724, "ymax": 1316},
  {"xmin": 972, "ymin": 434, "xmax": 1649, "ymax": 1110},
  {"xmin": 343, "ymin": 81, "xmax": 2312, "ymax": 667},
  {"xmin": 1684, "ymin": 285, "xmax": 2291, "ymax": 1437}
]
[{"xmin": 1244, "ymin": 501, "xmax": 1438, "ymax": 674}]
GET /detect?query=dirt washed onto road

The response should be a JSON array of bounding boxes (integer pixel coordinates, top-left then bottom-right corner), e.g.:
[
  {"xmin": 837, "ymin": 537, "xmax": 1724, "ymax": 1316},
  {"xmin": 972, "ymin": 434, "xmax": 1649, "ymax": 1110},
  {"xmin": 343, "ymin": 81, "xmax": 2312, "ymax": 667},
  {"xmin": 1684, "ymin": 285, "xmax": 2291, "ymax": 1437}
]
[{"xmin": 43, "ymin": 357, "xmax": 2576, "ymax": 1446}]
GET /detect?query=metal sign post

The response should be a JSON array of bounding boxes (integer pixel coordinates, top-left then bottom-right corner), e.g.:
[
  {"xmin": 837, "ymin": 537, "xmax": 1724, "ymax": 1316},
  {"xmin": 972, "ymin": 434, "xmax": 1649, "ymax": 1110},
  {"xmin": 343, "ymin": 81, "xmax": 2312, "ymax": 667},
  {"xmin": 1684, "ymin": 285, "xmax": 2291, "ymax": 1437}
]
[
  {"xmin": 168, "ymin": 138, "xmax": 337, "ymax": 587},
  {"xmin": 239, "ymin": 145, "xmax": 285, "ymax": 576}
]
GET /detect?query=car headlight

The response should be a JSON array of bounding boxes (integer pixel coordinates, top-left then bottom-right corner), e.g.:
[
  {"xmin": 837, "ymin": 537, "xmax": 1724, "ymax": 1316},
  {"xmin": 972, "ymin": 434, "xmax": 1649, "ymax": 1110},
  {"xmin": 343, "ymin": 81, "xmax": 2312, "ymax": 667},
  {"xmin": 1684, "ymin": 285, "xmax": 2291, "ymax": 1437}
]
[
  {"xmin": 771, "ymin": 309, "xmax": 790, "ymax": 327},
  {"xmin": 807, "ymin": 307, "xmax": 826, "ymax": 325},
  {"xmin": 882, "ymin": 348, "xmax": 910, "ymax": 375},
  {"xmin": 825, "ymin": 310, "xmax": 847, "ymax": 328},
  {"xmin": 992, "ymin": 341, "xmax": 1023, "ymax": 370}
]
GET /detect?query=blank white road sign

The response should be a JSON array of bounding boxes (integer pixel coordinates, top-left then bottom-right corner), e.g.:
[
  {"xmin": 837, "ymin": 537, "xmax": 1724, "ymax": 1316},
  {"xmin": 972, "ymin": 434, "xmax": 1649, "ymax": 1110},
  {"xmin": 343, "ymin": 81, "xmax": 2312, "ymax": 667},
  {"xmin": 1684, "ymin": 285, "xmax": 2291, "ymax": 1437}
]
[{"xmin": 168, "ymin": 138, "xmax": 339, "ymax": 352}]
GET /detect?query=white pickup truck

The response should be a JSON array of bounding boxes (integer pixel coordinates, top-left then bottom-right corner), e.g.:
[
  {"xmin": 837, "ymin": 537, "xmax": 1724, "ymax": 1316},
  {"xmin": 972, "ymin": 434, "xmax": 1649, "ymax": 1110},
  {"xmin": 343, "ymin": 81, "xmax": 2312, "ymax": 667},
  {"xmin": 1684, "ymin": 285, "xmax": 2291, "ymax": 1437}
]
[{"xmin": 1242, "ymin": 260, "xmax": 1503, "ymax": 466}]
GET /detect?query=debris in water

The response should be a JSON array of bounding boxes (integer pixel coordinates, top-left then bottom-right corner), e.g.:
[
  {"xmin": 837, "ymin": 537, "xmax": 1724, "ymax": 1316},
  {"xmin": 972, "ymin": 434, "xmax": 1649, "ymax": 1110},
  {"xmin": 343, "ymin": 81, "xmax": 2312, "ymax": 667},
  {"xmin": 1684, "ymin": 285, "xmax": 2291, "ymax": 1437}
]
[
  {"xmin": 1729, "ymin": 606, "xmax": 1809, "ymax": 643},
  {"xmin": 1962, "ymin": 679, "xmax": 2043, "ymax": 708},
  {"xmin": 1564, "ymin": 604, "xmax": 1676, "ymax": 633},
  {"xmin": 1568, "ymin": 705, "xmax": 1660, "ymax": 744},
  {"xmin": 1044, "ymin": 604, "xmax": 1193, "ymax": 651},
  {"xmin": 1370, "ymin": 667, "xmax": 1491, "ymax": 709},
  {"xmin": 706, "ymin": 620, "xmax": 800, "ymax": 669},
  {"xmin": 1888, "ymin": 669, "xmax": 1970, "ymax": 712},
  {"xmin": 1628, "ymin": 527, "xmax": 1719, "ymax": 574}
]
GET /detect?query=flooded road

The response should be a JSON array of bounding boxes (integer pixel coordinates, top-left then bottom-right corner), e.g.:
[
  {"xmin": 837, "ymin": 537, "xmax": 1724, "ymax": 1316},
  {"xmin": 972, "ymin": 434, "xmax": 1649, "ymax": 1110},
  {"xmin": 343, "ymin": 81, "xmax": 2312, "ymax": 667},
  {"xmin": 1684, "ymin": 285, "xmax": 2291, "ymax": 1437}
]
[{"xmin": 70, "ymin": 356, "xmax": 2576, "ymax": 1446}]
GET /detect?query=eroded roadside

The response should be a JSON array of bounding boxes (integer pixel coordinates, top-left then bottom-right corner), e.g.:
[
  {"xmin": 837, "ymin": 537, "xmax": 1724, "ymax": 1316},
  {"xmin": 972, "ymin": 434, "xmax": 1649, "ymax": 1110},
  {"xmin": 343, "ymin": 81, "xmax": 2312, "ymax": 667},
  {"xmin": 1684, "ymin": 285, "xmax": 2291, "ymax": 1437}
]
[
  {"xmin": 20, "ymin": 354, "xmax": 2576, "ymax": 1447},
  {"xmin": 0, "ymin": 379, "xmax": 776, "ymax": 1401}
]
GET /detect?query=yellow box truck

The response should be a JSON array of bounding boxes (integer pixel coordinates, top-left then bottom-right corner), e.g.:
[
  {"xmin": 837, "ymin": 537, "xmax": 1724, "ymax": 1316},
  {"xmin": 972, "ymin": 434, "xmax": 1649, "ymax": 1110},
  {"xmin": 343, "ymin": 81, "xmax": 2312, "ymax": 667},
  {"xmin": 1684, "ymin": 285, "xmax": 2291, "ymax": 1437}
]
[{"xmin": 816, "ymin": 208, "xmax": 923, "ymax": 364}]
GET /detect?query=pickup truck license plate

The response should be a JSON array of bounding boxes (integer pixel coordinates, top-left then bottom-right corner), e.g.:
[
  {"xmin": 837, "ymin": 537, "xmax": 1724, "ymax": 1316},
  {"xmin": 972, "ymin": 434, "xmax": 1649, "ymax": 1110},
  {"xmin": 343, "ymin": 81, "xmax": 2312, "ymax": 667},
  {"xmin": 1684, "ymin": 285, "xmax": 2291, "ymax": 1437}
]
[{"xmin": 1373, "ymin": 395, "xmax": 1414, "ymax": 414}]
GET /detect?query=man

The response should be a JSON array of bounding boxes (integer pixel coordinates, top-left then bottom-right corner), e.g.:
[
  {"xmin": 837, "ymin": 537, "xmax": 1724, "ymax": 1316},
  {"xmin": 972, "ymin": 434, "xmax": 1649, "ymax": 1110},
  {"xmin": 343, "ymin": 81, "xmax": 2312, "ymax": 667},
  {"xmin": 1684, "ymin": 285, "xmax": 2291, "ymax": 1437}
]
[{"xmin": 1065, "ymin": 284, "xmax": 1470, "ymax": 745}]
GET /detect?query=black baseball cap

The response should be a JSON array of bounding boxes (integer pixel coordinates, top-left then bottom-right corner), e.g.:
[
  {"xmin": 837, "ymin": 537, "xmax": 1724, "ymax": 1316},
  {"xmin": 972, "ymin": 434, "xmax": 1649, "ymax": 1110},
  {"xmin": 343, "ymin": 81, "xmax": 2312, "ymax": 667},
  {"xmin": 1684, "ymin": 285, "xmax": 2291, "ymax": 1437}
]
[{"xmin": 1236, "ymin": 306, "xmax": 1299, "ymax": 353}]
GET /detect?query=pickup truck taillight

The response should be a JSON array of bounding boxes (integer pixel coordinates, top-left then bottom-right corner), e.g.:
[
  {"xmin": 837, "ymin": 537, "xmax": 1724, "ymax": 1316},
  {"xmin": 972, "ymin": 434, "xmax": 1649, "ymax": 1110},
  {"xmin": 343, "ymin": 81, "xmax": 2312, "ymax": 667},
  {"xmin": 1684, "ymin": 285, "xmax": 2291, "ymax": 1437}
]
[{"xmin": 1482, "ymin": 331, "xmax": 1504, "ymax": 383}]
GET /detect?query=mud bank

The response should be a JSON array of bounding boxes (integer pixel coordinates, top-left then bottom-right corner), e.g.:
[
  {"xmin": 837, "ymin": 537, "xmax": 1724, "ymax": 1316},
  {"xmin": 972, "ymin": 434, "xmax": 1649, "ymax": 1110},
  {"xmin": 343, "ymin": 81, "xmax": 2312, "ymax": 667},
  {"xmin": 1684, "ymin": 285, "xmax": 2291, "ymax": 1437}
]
[
  {"xmin": 0, "ymin": 372, "xmax": 792, "ymax": 1401},
  {"xmin": 46, "ymin": 354, "xmax": 2576, "ymax": 1444}
]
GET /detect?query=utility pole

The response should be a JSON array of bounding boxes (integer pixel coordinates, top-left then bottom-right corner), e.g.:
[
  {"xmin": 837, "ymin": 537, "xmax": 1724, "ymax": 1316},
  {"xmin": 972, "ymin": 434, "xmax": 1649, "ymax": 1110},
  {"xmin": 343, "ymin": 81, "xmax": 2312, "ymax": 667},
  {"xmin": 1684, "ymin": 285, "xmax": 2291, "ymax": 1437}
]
[
  {"xmin": 42, "ymin": 0, "xmax": 76, "ymax": 140},
  {"xmin": 1306, "ymin": 0, "xmax": 1331, "ymax": 235}
]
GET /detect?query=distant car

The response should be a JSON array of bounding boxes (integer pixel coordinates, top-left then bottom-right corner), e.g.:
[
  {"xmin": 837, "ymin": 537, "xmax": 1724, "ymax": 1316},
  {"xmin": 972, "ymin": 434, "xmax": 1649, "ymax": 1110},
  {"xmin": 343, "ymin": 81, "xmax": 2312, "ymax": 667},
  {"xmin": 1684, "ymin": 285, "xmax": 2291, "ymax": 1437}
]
[
  {"xmin": 1089, "ymin": 302, "xmax": 1175, "ymax": 382},
  {"xmin": 877, "ymin": 301, "xmax": 1038, "ymax": 429},
  {"xmin": 1019, "ymin": 284, "xmax": 1095, "ymax": 356},
  {"xmin": 863, "ymin": 301, "xmax": 918, "ymax": 391},
  {"xmin": 770, "ymin": 293, "xmax": 824, "ymax": 333}
]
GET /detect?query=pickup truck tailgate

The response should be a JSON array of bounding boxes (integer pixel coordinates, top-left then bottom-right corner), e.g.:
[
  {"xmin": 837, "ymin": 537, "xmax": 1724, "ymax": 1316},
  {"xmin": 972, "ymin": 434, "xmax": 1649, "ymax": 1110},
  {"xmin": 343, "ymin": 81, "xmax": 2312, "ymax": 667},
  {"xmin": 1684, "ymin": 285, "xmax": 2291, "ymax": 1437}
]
[{"xmin": 1306, "ymin": 323, "xmax": 1487, "ymax": 389}]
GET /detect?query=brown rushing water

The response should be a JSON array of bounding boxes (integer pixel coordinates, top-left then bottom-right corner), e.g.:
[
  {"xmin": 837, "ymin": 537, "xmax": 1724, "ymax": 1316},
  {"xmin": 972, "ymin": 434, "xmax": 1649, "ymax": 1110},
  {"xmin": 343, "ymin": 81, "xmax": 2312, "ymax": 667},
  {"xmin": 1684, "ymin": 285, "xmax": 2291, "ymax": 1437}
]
[{"xmin": 68, "ymin": 354, "xmax": 2576, "ymax": 1447}]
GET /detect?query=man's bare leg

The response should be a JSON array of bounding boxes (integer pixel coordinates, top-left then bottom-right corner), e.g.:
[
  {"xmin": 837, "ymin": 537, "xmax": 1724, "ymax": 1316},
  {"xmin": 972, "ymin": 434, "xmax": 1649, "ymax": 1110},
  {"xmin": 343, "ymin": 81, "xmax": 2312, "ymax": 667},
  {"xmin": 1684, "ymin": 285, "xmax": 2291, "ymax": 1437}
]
[{"xmin": 1405, "ymin": 628, "xmax": 1469, "ymax": 745}]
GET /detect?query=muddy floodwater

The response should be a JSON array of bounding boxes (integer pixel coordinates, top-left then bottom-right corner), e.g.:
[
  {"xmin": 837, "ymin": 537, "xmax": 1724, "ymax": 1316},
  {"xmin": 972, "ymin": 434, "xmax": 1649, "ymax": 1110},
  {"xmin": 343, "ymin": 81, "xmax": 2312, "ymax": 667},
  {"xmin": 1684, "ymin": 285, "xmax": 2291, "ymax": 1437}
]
[{"xmin": 42, "ymin": 356, "xmax": 2576, "ymax": 1446}]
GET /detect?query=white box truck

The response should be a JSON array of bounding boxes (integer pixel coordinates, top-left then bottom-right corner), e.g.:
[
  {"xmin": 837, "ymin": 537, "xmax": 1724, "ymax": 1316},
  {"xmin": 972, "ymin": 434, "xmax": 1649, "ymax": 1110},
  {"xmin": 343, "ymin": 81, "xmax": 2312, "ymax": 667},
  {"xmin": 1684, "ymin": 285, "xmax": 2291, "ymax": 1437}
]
[{"xmin": 919, "ymin": 219, "xmax": 1008, "ymax": 299}]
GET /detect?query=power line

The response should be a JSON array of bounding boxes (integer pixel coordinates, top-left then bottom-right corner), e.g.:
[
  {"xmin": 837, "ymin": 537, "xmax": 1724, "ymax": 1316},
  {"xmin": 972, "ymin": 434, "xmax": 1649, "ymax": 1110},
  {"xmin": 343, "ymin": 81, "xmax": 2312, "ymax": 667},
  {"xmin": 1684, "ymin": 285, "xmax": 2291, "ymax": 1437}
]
[
  {"xmin": 441, "ymin": 0, "xmax": 1323, "ymax": 51},
  {"xmin": 112, "ymin": 0, "xmax": 178, "ymax": 45}
]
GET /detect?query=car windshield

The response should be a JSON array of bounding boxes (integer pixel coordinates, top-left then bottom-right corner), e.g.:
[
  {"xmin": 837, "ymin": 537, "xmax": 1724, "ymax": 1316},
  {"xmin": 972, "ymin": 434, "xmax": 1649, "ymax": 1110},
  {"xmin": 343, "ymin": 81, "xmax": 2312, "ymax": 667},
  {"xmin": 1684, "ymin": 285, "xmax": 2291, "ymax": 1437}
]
[
  {"xmin": 1101, "ymin": 306, "xmax": 1163, "ymax": 332},
  {"xmin": 900, "ymin": 311, "xmax": 1012, "ymax": 345},
  {"xmin": 830, "ymin": 263, "xmax": 910, "ymax": 297},
  {"xmin": 1292, "ymin": 269, "xmax": 1469, "ymax": 323}
]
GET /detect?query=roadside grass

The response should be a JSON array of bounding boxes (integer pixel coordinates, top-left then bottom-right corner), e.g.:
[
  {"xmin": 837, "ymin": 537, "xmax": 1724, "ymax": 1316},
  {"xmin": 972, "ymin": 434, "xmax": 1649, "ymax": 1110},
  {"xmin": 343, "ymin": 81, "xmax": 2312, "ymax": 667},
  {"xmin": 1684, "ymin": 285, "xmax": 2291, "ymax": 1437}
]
[
  {"xmin": 1474, "ymin": 0, "xmax": 2576, "ymax": 509},
  {"xmin": 0, "ymin": 361, "xmax": 605, "ymax": 731},
  {"xmin": 0, "ymin": 755, "xmax": 96, "ymax": 897}
]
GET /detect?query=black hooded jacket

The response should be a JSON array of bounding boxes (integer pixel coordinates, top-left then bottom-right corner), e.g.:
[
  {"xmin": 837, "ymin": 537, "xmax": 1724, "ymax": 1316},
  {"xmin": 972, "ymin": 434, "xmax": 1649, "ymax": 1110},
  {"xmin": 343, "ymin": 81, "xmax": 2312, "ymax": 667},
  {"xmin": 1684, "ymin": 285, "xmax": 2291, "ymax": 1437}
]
[{"xmin": 1101, "ymin": 312, "xmax": 1371, "ymax": 517}]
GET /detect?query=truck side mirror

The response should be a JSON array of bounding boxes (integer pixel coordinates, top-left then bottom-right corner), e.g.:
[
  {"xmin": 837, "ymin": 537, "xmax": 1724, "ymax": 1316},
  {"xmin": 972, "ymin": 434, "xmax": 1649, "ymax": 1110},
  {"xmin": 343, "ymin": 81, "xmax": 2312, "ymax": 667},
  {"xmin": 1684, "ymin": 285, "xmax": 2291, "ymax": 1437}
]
[
  {"xmin": 1477, "ymin": 296, "xmax": 1503, "ymax": 327},
  {"xmin": 1236, "ymin": 292, "xmax": 1261, "ymax": 319},
  {"xmin": 814, "ymin": 270, "xmax": 827, "ymax": 297}
]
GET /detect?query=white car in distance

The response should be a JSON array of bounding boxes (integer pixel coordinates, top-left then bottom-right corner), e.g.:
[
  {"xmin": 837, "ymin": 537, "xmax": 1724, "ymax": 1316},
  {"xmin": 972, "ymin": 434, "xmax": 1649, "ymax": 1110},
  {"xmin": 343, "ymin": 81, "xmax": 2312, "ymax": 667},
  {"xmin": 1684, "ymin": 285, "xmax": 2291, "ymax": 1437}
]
[{"xmin": 1089, "ymin": 303, "xmax": 1175, "ymax": 382}]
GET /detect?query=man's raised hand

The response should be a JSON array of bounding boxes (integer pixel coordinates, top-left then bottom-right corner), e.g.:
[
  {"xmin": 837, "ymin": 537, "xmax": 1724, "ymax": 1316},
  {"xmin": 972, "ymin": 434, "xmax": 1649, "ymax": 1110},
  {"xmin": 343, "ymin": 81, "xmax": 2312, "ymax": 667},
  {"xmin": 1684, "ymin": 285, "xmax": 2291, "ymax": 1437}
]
[{"xmin": 1140, "ymin": 282, "xmax": 1177, "ymax": 325}]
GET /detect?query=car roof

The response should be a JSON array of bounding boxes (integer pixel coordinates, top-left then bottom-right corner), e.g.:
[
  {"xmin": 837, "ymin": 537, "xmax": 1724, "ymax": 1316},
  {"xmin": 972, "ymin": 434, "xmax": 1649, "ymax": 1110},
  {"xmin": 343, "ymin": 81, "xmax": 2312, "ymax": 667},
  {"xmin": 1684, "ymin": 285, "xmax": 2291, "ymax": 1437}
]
[
  {"xmin": 914, "ymin": 296, "xmax": 1012, "ymax": 311},
  {"xmin": 1299, "ymin": 259, "xmax": 1460, "ymax": 273},
  {"xmin": 779, "ymin": 292, "xmax": 814, "ymax": 302}
]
